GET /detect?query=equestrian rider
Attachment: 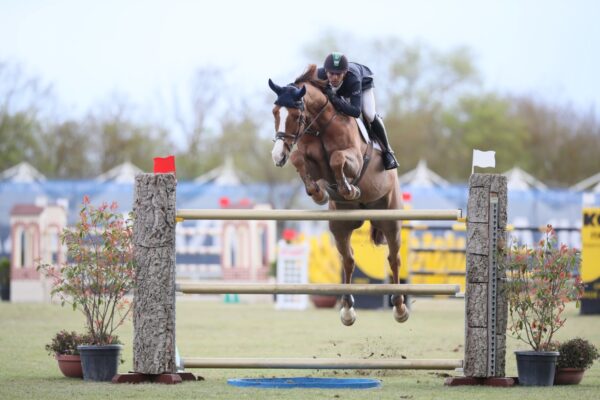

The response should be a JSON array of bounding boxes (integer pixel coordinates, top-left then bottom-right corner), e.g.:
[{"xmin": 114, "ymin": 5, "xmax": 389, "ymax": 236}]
[{"xmin": 317, "ymin": 52, "xmax": 399, "ymax": 170}]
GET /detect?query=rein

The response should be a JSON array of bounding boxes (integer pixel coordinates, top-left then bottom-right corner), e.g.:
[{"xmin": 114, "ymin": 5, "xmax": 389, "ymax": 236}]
[{"xmin": 302, "ymin": 97, "xmax": 331, "ymax": 136}]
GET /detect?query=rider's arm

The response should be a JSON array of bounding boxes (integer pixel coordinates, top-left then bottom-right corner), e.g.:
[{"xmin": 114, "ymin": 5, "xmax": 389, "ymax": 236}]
[{"xmin": 327, "ymin": 80, "xmax": 362, "ymax": 118}]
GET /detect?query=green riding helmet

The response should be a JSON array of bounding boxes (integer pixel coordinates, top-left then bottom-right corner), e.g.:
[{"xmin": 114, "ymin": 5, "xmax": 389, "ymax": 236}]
[{"xmin": 323, "ymin": 52, "xmax": 348, "ymax": 73}]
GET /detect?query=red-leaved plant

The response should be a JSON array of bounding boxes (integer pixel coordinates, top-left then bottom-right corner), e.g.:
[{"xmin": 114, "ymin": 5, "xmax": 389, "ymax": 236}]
[
  {"xmin": 38, "ymin": 196, "xmax": 135, "ymax": 345},
  {"xmin": 504, "ymin": 225, "xmax": 584, "ymax": 351},
  {"xmin": 45, "ymin": 330, "xmax": 90, "ymax": 356}
]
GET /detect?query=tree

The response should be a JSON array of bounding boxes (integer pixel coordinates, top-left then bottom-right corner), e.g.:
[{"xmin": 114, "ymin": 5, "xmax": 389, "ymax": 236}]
[
  {"xmin": 512, "ymin": 97, "xmax": 600, "ymax": 186},
  {"xmin": 86, "ymin": 97, "xmax": 174, "ymax": 176},
  {"xmin": 37, "ymin": 120, "xmax": 95, "ymax": 178},
  {"xmin": 0, "ymin": 61, "xmax": 52, "ymax": 172},
  {"xmin": 175, "ymin": 67, "xmax": 224, "ymax": 179},
  {"xmin": 442, "ymin": 94, "xmax": 529, "ymax": 180}
]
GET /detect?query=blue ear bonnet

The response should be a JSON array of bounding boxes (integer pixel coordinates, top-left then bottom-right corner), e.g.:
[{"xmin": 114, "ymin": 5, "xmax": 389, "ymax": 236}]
[
  {"xmin": 268, "ymin": 79, "xmax": 306, "ymax": 110},
  {"xmin": 275, "ymin": 86, "xmax": 305, "ymax": 110}
]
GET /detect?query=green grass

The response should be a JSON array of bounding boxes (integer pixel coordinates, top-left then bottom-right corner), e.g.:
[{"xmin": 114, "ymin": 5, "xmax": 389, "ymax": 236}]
[{"xmin": 1, "ymin": 297, "xmax": 599, "ymax": 399}]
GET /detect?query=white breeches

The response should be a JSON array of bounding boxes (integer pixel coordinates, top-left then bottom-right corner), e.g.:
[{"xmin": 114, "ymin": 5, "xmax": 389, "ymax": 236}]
[{"xmin": 361, "ymin": 88, "xmax": 377, "ymax": 123}]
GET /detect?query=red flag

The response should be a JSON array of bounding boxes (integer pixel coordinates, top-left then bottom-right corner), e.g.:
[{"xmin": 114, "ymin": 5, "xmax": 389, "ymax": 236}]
[
  {"xmin": 154, "ymin": 156, "xmax": 176, "ymax": 174},
  {"xmin": 219, "ymin": 197, "xmax": 230, "ymax": 208},
  {"xmin": 282, "ymin": 228, "xmax": 297, "ymax": 242}
]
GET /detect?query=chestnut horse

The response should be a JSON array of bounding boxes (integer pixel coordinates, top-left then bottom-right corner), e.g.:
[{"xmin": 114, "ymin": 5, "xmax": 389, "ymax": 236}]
[{"xmin": 269, "ymin": 64, "xmax": 408, "ymax": 325}]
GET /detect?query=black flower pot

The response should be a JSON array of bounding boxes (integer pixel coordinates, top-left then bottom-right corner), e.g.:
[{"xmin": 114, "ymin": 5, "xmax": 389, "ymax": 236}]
[
  {"xmin": 0, "ymin": 283, "xmax": 9, "ymax": 301},
  {"xmin": 78, "ymin": 344, "xmax": 122, "ymax": 382},
  {"xmin": 515, "ymin": 351, "xmax": 559, "ymax": 386}
]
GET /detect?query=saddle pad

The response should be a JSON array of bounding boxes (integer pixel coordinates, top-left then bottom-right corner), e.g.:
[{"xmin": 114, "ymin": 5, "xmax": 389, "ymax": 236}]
[{"xmin": 355, "ymin": 118, "xmax": 381, "ymax": 151}]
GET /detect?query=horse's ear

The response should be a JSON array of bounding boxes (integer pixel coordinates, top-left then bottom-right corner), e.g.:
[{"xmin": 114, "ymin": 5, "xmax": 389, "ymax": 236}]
[
  {"xmin": 295, "ymin": 85, "xmax": 307, "ymax": 99},
  {"xmin": 268, "ymin": 79, "xmax": 283, "ymax": 95}
]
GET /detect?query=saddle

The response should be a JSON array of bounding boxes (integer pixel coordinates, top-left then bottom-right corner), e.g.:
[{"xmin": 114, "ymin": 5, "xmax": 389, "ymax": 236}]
[{"xmin": 356, "ymin": 118, "xmax": 381, "ymax": 152}]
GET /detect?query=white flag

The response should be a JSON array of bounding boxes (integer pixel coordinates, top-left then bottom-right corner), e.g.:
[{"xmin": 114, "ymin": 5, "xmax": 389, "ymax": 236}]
[{"xmin": 472, "ymin": 149, "xmax": 496, "ymax": 173}]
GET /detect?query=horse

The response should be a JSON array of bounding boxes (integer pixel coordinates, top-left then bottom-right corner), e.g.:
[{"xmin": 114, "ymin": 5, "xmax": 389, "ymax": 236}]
[{"xmin": 268, "ymin": 64, "xmax": 408, "ymax": 326}]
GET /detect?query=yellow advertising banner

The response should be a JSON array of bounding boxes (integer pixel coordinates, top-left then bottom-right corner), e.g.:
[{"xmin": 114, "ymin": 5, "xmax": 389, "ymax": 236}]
[
  {"xmin": 581, "ymin": 208, "xmax": 600, "ymax": 313},
  {"xmin": 350, "ymin": 221, "xmax": 409, "ymax": 281},
  {"xmin": 581, "ymin": 208, "xmax": 600, "ymax": 283}
]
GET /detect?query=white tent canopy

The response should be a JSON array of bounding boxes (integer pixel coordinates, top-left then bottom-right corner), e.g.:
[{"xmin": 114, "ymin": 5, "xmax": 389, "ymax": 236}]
[
  {"xmin": 503, "ymin": 167, "xmax": 547, "ymax": 190},
  {"xmin": 194, "ymin": 156, "xmax": 242, "ymax": 185},
  {"xmin": 398, "ymin": 159, "xmax": 449, "ymax": 187},
  {"xmin": 0, "ymin": 162, "xmax": 46, "ymax": 182},
  {"xmin": 570, "ymin": 171, "xmax": 600, "ymax": 193},
  {"xmin": 95, "ymin": 161, "xmax": 144, "ymax": 183}
]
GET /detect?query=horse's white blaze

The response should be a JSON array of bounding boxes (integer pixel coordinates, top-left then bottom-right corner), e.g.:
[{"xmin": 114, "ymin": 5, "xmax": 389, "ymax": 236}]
[
  {"xmin": 271, "ymin": 139, "xmax": 286, "ymax": 165},
  {"xmin": 278, "ymin": 107, "xmax": 288, "ymax": 133}
]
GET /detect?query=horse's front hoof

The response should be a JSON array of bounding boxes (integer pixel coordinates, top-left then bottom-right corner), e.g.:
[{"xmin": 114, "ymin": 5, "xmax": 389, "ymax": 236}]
[
  {"xmin": 393, "ymin": 304, "xmax": 409, "ymax": 323},
  {"xmin": 314, "ymin": 189, "xmax": 329, "ymax": 205},
  {"xmin": 340, "ymin": 306, "xmax": 356, "ymax": 326},
  {"xmin": 340, "ymin": 185, "xmax": 361, "ymax": 201},
  {"xmin": 349, "ymin": 185, "xmax": 361, "ymax": 200}
]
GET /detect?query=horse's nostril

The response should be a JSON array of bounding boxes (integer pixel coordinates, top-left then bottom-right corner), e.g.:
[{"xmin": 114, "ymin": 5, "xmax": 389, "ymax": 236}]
[{"xmin": 276, "ymin": 154, "xmax": 288, "ymax": 167}]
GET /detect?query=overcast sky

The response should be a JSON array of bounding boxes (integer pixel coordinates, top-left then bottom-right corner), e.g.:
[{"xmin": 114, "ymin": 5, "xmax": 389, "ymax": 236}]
[{"xmin": 1, "ymin": 0, "xmax": 599, "ymax": 137}]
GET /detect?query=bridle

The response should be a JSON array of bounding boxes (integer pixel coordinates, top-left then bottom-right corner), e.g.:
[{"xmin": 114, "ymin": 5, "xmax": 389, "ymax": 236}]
[
  {"xmin": 273, "ymin": 108, "xmax": 306, "ymax": 153},
  {"xmin": 273, "ymin": 95, "xmax": 333, "ymax": 152}
]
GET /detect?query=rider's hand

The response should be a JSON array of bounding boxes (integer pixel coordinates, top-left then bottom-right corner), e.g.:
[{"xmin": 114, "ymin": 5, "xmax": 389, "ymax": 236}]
[
  {"xmin": 325, "ymin": 84, "xmax": 345, "ymax": 112},
  {"xmin": 325, "ymin": 83, "xmax": 335, "ymax": 98},
  {"xmin": 328, "ymin": 93, "xmax": 344, "ymax": 112}
]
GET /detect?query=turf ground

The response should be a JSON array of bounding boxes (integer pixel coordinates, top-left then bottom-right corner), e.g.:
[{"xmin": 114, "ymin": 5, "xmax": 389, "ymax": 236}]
[{"xmin": 1, "ymin": 297, "xmax": 599, "ymax": 399}]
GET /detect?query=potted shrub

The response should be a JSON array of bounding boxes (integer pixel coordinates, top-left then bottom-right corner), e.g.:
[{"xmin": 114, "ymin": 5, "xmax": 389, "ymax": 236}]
[
  {"xmin": 554, "ymin": 338, "xmax": 600, "ymax": 385},
  {"xmin": 38, "ymin": 197, "xmax": 135, "ymax": 382},
  {"xmin": 504, "ymin": 225, "xmax": 584, "ymax": 386},
  {"xmin": 46, "ymin": 330, "xmax": 89, "ymax": 378}
]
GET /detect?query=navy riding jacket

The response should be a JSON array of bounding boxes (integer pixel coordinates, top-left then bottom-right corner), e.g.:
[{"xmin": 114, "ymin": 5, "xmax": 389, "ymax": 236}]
[{"xmin": 317, "ymin": 62, "xmax": 374, "ymax": 118}]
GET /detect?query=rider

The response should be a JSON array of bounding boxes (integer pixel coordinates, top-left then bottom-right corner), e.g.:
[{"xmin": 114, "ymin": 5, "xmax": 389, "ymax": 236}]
[{"xmin": 317, "ymin": 52, "xmax": 399, "ymax": 170}]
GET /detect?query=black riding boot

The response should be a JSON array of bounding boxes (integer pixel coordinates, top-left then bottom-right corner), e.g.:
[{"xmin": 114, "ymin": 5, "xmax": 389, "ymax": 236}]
[{"xmin": 371, "ymin": 115, "xmax": 398, "ymax": 170}]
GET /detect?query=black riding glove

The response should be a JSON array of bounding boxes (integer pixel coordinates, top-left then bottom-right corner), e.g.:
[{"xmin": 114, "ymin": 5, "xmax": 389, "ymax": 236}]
[
  {"xmin": 324, "ymin": 84, "xmax": 341, "ymax": 109},
  {"xmin": 325, "ymin": 84, "xmax": 335, "ymax": 99},
  {"xmin": 328, "ymin": 94, "xmax": 345, "ymax": 112}
]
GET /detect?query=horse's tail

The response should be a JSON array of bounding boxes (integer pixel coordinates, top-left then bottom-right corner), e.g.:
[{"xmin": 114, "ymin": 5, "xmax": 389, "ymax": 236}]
[{"xmin": 370, "ymin": 223, "xmax": 387, "ymax": 246}]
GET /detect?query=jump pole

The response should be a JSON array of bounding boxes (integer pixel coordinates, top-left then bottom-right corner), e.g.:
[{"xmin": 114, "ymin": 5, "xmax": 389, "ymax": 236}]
[
  {"xmin": 176, "ymin": 283, "xmax": 460, "ymax": 296},
  {"xmin": 176, "ymin": 208, "xmax": 462, "ymax": 221},
  {"xmin": 119, "ymin": 173, "xmax": 509, "ymax": 386},
  {"xmin": 182, "ymin": 358, "xmax": 464, "ymax": 370}
]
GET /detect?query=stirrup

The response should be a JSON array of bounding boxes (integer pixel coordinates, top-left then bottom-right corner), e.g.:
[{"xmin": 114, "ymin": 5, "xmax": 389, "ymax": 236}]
[{"xmin": 382, "ymin": 152, "xmax": 398, "ymax": 170}]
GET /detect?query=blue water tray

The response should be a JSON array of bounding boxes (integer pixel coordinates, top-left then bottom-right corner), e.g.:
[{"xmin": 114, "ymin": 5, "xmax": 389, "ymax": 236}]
[{"xmin": 227, "ymin": 377, "xmax": 381, "ymax": 389}]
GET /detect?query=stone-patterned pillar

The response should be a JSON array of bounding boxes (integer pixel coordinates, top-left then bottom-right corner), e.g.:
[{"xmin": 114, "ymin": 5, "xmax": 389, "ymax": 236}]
[
  {"xmin": 464, "ymin": 173, "xmax": 507, "ymax": 377},
  {"xmin": 132, "ymin": 173, "xmax": 177, "ymax": 374}
]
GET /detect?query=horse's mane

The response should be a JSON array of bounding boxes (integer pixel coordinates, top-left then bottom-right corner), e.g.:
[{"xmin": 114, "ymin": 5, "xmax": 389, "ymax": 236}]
[{"xmin": 294, "ymin": 64, "xmax": 328, "ymax": 91}]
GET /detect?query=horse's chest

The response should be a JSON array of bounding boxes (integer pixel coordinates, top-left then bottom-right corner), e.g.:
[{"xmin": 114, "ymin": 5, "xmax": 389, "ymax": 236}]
[
  {"xmin": 303, "ymin": 146, "xmax": 323, "ymax": 162},
  {"xmin": 298, "ymin": 137, "xmax": 323, "ymax": 159},
  {"xmin": 301, "ymin": 138, "xmax": 344, "ymax": 158}
]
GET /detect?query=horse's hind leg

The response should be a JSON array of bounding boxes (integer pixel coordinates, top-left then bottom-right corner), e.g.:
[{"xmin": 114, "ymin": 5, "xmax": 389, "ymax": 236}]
[
  {"xmin": 382, "ymin": 222, "xmax": 409, "ymax": 323},
  {"xmin": 330, "ymin": 222, "xmax": 360, "ymax": 326}
]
